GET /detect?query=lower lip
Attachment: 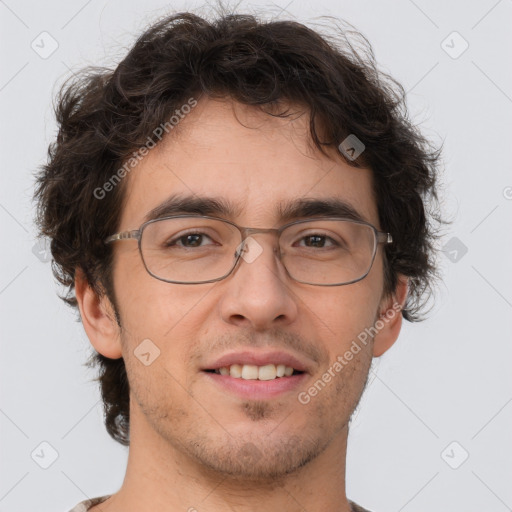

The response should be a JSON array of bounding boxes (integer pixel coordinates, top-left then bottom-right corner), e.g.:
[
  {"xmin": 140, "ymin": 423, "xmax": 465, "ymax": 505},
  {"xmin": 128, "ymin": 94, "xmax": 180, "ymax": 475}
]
[{"xmin": 202, "ymin": 371, "xmax": 309, "ymax": 400}]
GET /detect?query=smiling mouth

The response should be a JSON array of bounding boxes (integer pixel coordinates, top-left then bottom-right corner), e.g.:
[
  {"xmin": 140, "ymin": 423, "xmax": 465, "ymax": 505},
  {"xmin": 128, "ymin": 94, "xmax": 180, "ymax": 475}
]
[{"xmin": 203, "ymin": 363, "xmax": 304, "ymax": 381}]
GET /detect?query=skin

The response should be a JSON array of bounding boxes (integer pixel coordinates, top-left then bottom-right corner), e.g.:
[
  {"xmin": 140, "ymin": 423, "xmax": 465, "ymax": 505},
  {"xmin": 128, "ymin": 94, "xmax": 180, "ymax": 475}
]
[{"xmin": 76, "ymin": 97, "xmax": 408, "ymax": 512}]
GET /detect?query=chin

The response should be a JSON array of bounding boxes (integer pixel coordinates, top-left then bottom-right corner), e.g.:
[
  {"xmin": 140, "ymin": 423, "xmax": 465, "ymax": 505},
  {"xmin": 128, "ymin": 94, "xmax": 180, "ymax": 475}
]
[{"xmin": 183, "ymin": 429, "xmax": 326, "ymax": 482}]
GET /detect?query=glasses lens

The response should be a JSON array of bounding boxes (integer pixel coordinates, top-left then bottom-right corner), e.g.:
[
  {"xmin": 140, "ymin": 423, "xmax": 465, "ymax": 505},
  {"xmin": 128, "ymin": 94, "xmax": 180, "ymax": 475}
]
[
  {"xmin": 280, "ymin": 219, "xmax": 377, "ymax": 285},
  {"xmin": 141, "ymin": 217, "xmax": 241, "ymax": 283}
]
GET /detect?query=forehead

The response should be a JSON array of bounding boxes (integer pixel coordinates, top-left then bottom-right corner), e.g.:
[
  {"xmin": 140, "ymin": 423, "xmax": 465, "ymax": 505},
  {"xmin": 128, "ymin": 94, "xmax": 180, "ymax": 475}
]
[{"xmin": 119, "ymin": 97, "xmax": 379, "ymax": 229}]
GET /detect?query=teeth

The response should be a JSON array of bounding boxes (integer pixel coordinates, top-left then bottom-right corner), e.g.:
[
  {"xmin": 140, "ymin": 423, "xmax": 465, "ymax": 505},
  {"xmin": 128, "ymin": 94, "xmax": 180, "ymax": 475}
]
[
  {"xmin": 215, "ymin": 363, "xmax": 298, "ymax": 380},
  {"xmin": 258, "ymin": 364, "xmax": 277, "ymax": 381},
  {"xmin": 230, "ymin": 364, "xmax": 243, "ymax": 378},
  {"xmin": 241, "ymin": 364, "xmax": 259, "ymax": 380}
]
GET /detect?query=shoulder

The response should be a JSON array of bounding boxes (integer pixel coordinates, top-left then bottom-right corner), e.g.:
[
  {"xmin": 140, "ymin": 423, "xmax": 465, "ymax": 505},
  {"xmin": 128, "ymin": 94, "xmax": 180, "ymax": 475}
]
[
  {"xmin": 67, "ymin": 495, "xmax": 112, "ymax": 512},
  {"xmin": 349, "ymin": 500, "xmax": 375, "ymax": 512}
]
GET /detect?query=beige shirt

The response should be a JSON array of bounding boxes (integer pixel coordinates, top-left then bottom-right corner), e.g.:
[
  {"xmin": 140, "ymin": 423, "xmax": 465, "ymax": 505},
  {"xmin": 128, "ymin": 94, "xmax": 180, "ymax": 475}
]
[
  {"xmin": 68, "ymin": 495, "xmax": 110, "ymax": 511},
  {"xmin": 68, "ymin": 495, "xmax": 373, "ymax": 511}
]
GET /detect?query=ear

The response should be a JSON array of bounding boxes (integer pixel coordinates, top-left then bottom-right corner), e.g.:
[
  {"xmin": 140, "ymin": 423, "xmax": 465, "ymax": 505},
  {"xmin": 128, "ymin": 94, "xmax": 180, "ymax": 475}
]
[
  {"xmin": 75, "ymin": 269, "xmax": 122, "ymax": 359},
  {"xmin": 372, "ymin": 275, "xmax": 408, "ymax": 357}
]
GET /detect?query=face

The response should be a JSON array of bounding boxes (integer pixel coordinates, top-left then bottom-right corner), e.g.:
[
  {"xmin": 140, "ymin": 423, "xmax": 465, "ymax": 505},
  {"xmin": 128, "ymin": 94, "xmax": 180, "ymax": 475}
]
[{"xmin": 107, "ymin": 97, "xmax": 395, "ymax": 481}]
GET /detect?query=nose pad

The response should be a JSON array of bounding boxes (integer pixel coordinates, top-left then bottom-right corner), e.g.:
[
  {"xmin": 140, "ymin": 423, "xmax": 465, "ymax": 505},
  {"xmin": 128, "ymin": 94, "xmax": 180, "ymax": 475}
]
[
  {"xmin": 235, "ymin": 236, "xmax": 282, "ymax": 265},
  {"xmin": 234, "ymin": 236, "xmax": 264, "ymax": 264},
  {"xmin": 234, "ymin": 240, "xmax": 246, "ymax": 260}
]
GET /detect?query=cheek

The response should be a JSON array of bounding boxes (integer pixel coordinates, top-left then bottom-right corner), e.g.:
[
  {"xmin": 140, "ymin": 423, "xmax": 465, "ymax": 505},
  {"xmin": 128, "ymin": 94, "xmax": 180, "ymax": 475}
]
[
  {"xmin": 113, "ymin": 248, "xmax": 201, "ymax": 332},
  {"xmin": 116, "ymin": 282, "xmax": 217, "ymax": 386},
  {"xmin": 297, "ymin": 278, "xmax": 381, "ymax": 351}
]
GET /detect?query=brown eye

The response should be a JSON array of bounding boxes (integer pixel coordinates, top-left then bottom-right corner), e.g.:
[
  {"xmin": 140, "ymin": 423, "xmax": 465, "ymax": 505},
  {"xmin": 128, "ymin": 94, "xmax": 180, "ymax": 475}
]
[{"xmin": 165, "ymin": 232, "xmax": 215, "ymax": 248}]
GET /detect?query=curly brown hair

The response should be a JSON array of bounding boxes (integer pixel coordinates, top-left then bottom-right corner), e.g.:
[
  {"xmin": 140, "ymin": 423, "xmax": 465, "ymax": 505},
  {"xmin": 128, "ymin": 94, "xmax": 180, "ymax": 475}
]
[{"xmin": 34, "ymin": 8, "xmax": 443, "ymax": 446}]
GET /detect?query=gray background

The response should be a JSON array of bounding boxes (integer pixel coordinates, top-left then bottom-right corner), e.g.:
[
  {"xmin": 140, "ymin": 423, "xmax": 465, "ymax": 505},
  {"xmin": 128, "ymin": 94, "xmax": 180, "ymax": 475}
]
[{"xmin": 1, "ymin": 0, "xmax": 511, "ymax": 511}]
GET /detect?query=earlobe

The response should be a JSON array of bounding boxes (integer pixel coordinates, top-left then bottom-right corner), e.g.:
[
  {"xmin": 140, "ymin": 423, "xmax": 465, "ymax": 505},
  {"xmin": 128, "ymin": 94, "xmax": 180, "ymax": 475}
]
[
  {"xmin": 74, "ymin": 269, "xmax": 123, "ymax": 359},
  {"xmin": 372, "ymin": 276, "xmax": 408, "ymax": 358}
]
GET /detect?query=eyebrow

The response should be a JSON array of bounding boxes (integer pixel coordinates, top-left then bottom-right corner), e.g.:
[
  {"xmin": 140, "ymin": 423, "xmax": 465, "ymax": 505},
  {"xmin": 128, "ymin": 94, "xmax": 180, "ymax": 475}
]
[{"xmin": 143, "ymin": 194, "xmax": 367, "ymax": 224}]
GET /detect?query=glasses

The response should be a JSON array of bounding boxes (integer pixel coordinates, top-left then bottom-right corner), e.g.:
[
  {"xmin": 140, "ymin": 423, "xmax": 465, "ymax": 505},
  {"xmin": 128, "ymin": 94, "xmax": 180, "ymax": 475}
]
[{"xmin": 105, "ymin": 215, "xmax": 392, "ymax": 286}]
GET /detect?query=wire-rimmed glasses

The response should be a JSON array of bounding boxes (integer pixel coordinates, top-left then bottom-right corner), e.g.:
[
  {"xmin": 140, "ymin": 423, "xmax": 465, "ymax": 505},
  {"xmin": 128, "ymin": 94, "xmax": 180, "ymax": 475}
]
[{"xmin": 105, "ymin": 215, "xmax": 392, "ymax": 286}]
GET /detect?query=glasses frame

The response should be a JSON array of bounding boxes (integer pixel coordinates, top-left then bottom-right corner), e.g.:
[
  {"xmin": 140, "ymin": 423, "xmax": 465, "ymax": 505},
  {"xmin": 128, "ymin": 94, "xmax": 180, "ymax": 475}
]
[{"xmin": 104, "ymin": 215, "xmax": 393, "ymax": 286}]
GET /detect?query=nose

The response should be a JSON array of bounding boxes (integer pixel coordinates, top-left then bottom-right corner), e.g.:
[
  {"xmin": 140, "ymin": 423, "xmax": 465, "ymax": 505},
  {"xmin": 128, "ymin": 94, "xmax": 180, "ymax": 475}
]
[{"xmin": 218, "ymin": 235, "xmax": 299, "ymax": 331}]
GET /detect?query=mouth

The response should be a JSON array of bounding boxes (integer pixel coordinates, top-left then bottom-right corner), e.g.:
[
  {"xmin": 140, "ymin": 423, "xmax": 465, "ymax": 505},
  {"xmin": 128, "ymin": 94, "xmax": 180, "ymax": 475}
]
[{"xmin": 201, "ymin": 351, "xmax": 311, "ymax": 399}]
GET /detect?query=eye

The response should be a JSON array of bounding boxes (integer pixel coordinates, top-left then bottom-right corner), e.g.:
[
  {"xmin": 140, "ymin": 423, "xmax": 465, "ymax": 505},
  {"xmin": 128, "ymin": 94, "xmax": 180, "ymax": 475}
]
[
  {"xmin": 166, "ymin": 232, "xmax": 216, "ymax": 248},
  {"xmin": 296, "ymin": 234, "xmax": 337, "ymax": 248}
]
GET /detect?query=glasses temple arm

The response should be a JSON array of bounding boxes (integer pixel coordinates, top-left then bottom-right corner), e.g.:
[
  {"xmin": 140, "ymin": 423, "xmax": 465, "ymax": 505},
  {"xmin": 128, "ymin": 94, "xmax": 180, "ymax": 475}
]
[
  {"xmin": 376, "ymin": 231, "xmax": 393, "ymax": 244},
  {"xmin": 104, "ymin": 230, "xmax": 141, "ymax": 244}
]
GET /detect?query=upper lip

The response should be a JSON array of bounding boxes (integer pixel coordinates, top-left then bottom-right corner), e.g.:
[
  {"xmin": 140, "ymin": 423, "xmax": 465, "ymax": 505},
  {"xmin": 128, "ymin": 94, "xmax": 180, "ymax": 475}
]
[{"xmin": 202, "ymin": 350, "xmax": 312, "ymax": 373}]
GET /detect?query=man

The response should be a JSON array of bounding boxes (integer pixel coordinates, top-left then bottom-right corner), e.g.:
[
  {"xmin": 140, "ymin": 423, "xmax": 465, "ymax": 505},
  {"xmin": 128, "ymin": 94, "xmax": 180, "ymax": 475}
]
[{"xmin": 34, "ymin": 8, "xmax": 442, "ymax": 512}]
